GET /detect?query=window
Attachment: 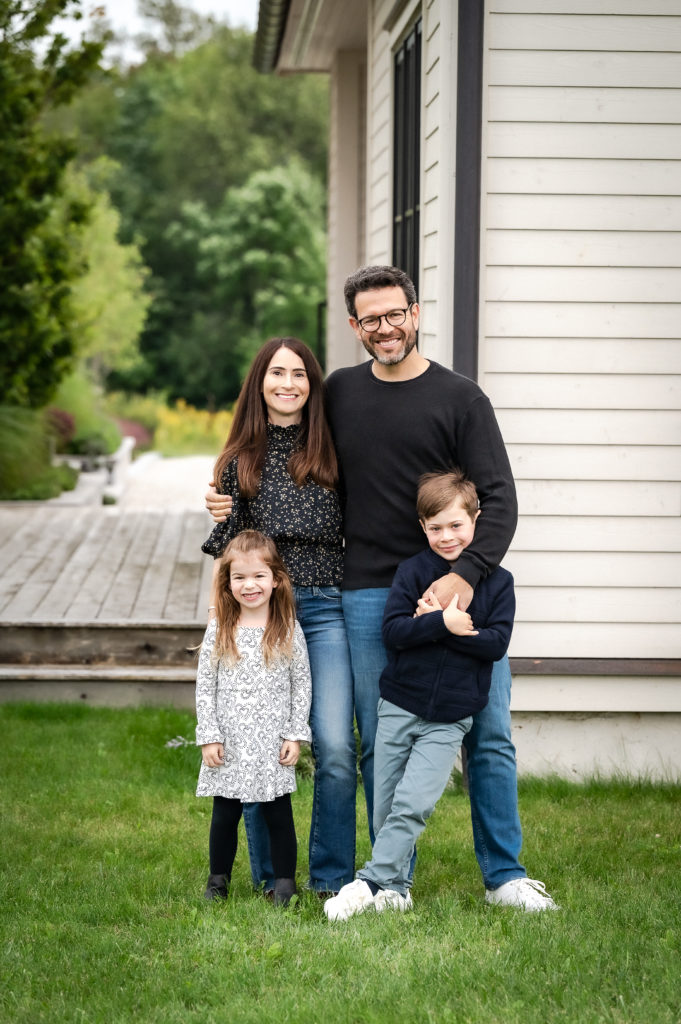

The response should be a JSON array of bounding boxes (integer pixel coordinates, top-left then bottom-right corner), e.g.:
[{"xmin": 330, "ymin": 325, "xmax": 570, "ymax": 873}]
[{"xmin": 392, "ymin": 19, "xmax": 422, "ymax": 295}]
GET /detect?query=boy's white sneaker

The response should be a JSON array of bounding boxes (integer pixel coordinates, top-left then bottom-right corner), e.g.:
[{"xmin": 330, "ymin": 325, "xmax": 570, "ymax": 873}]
[
  {"xmin": 485, "ymin": 877, "xmax": 558, "ymax": 912},
  {"xmin": 324, "ymin": 879, "xmax": 376, "ymax": 921},
  {"xmin": 374, "ymin": 888, "xmax": 413, "ymax": 914}
]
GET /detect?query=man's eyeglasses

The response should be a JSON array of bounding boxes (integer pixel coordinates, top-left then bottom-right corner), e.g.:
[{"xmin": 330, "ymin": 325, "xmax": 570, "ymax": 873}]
[{"xmin": 356, "ymin": 304, "xmax": 414, "ymax": 333}]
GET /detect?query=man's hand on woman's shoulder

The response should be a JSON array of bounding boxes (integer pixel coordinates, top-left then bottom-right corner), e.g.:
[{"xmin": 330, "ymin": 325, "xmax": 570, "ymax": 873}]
[{"xmin": 205, "ymin": 479, "xmax": 232, "ymax": 523}]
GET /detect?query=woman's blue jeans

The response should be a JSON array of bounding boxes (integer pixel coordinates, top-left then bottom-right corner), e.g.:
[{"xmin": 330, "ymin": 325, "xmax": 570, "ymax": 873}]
[
  {"xmin": 341, "ymin": 586, "xmax": 526, "ymax": 891},
  {"xmin": 243, "ymin": 585, "xmax": 357, "ymax": 892}
]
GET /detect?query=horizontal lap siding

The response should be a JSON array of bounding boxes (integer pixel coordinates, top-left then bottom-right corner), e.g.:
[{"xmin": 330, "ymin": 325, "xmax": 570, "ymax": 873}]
[
  {"xmin": 367, "ymin": 4, "xmax": 393, "ymax": 265},
  {"xmin": 483, "ymin": 4, "xmax": 681, "ymax": 660},
  {"xmin": 367, "ymin": 1, "xmax": 455, "ymax": 365}
]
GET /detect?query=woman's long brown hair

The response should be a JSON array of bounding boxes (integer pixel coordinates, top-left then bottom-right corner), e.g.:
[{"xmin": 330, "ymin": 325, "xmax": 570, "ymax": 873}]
[
  {"xmin": 213, "ymin": 337, "xmax": 338, "ymax": 497},
  {"xmin": 213, "ymin": 531, "xmax": 296, "ymax": 667}
]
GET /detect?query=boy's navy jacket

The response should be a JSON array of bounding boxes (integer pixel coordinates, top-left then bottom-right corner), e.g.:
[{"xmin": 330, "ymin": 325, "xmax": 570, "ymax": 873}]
[{"xmin": 380, "ymin": 547, "xmax": 515, "ymax": 723}]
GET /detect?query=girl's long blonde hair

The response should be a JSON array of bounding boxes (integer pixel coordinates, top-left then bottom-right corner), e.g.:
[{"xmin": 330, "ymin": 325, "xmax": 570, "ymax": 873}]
[{"xmin": 213, "ymin": 531, "xmax": 296, "ymax": 667}]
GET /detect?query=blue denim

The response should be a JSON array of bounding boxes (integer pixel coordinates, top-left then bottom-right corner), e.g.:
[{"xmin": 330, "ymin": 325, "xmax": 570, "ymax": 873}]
[
  {"xmin": 243, "ymin": 586, "xmax": 356, "ymax": 892},
  {"xmin": 464, "ymin": 653, "xmax": 525, "ymax": 889},
  {"xmin": 358, "ymin": 699, "xmax": 472, "ymax": 896},
  {"xmin": 341, "ymin": 586, "xmax": 526, "ymax": 890},
  {"xmin": 341, "ymin": 589, "xmax": 391, "ymax": 843}
]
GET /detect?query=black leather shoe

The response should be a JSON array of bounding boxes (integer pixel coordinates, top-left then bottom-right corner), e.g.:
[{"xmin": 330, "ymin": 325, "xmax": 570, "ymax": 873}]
[
  {"xmin": 204, "ymin": 874, "xmax": 229, "ymax": 900},
  {"xmin": 273, "ymin": 877, "xmax": 297, "ymax": 906}
]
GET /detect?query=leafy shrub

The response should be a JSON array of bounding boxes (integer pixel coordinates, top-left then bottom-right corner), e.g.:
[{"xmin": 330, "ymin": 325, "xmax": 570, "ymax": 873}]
[
  {"xmin": 45, "ymin": 407, "xmax": 76, "ymax": 450},
  {"xmin": 3, "ymin": 463, "xmax": 78, "ymax": 500},
  {"xmin": 153, "ymin": 399, "xmax": 234, "ymax": 456},
  {"xmin": 53, "ymin": 369, "xmax": 121, "ymax": 456},
  {"xmin": 0, "ymin": 406, "xmax": 79, "ymax": 499},
  {"xmin": 103, "ymin": 390, "xmax": 166, "ymax": 437},
  {"xmin": 113, "ymin": 417, "xmax": 153, "ymax": 450}
]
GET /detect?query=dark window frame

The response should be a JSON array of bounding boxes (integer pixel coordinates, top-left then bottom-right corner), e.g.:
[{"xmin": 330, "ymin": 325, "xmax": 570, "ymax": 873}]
[
  {"xmin": 453, "ymin": 0, "xmax": 485, "ymax": 380},
  {"xmin": 392, "ymin": 18, "xmax": 422, "ymax": 296}
]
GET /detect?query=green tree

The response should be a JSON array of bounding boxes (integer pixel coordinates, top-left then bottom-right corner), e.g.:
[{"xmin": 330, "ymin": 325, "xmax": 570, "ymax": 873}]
[
  {"xmin": 145, "ymin": 160, "xmax": 327, "ymax": 408},
  {"xmin": 0, "ymin": 0, "xmax": 103, "ymax": 407},
  {"xmin": 52, "ymin": 18, "xmax": 329, "ymax": 402},
  {"xmin": 200, "ymin": 160, "xmax": 327, "ymax": 353},
  {"xmin": 67, "ymin": 160, "xmax": 151, "ymax": 383}
]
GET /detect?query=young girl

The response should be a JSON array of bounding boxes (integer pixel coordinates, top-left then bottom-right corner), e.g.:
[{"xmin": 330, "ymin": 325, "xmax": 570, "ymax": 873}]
[{"xmin": 195, "ymin": 530, "xmax": 312, "ymax": 906}]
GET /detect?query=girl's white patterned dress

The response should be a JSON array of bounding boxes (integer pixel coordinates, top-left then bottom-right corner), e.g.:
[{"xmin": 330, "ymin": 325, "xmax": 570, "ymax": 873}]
[{"xmin": 195, "ymin": 619, "xmax": 312, "ymax": 802}]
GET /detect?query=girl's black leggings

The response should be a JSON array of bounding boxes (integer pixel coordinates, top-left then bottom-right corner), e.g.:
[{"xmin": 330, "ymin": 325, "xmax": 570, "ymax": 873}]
[{"xmin": 209, "ymin": 793, "xmax": 297, "ymax": 880}]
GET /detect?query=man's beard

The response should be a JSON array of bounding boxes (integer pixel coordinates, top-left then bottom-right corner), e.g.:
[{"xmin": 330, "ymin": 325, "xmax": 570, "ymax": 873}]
[{"xmin": 361, "ymin": 328, "xmax": 417, "ymax": 365}]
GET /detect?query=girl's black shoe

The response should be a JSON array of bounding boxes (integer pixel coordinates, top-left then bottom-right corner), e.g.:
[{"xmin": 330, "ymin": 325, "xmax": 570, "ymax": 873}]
[
  {"xmin": 273, "ymin": 877, "xmax": 297, "ymax": 906},
  {"xmin": 204, "ymin": 874, "xmax": 229, "ymax": 900}
]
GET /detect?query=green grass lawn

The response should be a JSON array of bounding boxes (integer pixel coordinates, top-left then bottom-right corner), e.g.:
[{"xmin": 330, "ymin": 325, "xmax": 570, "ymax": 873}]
[{"xmin": 1, "ymin": 703, "xmax": 679, "ymax": 1024}]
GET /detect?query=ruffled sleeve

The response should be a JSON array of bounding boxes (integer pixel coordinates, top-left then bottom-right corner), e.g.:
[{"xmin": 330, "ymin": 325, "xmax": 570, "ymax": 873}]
[{"xmin": 201, "ymin": 459, "xmax": 253, "ymax": 558}]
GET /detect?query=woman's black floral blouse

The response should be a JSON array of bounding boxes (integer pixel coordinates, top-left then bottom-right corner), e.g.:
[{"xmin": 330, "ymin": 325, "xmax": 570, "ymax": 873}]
[{"xmin": 201, "ymin": 423, "xmax": 343, "ymax": 587}]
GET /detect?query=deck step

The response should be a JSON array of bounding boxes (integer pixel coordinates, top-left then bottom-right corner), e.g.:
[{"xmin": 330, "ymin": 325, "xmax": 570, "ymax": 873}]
[
  {"xmin": 0, "ymin": 664, "xmax": 196, "ymax": 682},
  {"xmin": 0, "ymin": 663, "xmax": 197, "ymax": 708},
  {"xmin": 0, "ymin": 621, "xmax": 205, "ymax": 666}
]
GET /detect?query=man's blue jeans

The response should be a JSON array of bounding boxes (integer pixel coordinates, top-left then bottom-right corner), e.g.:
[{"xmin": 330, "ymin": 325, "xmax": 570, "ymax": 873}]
[
  {"xmin": 342, "ymin": 586, "xmax": 526, "ymax": 891},
  {"xmin": 244, "ymin": 585, "xmax": 356, "ymax": 892}
]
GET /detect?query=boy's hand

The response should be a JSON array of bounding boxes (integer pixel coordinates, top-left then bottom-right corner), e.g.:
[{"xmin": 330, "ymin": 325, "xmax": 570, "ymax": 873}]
[
  {"xmin": 201, "ymin": 742, "xmax": 225, "ymax": 767},
  {"xmin": 205, "ymin": 479, "xmax": 232, "ymax": 523},
  {"xmin": 414, "ymin": 589, "xmax": 442, "ymax": 617},
  {"xmin": 279, "ymin": 740, "xmax": 300, "ymax": 766},
  {"xmin": 427, "ymin": 572, "xmax": 474, "ymax": 611},
  {"xmin": 443, "ymin": 594, "xmax": 478, "ymax": 637}
]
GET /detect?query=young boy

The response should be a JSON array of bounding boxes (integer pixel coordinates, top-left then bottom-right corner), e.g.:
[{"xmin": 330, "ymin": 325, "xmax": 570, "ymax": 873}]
[{"xmin": 324, "ymin": 469, "xmax": 515, "ymax": 921}]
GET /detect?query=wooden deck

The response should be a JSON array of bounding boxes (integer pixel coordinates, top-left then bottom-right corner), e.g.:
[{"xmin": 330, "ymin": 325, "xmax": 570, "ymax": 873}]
[
  {"xmin": 0, "ymin": 505, "xmax": 212, "ymax": 624},
  {"xmin": 0, "ymin": 454, "xmax": 217, "ymax": 704}
]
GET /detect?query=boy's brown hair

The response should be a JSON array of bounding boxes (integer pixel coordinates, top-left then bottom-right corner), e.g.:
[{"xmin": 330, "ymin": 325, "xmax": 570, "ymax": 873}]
[
  {"xmin": 416, "ymin": 469, "xmax": 479, "ymax": 522},
  {"xmin": 213, "ymin": 531, "xmax": 295, "ymax": 667}
]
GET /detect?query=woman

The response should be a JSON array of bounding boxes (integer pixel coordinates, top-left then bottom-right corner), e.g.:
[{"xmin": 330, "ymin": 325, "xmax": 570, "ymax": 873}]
[{"xmin": 202, "ymin": 337, "xmax": 356, "ymax": 897}]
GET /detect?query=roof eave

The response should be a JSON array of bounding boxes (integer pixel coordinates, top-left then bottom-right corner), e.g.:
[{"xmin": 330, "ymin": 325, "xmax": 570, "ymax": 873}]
[{"xmin": 253, "ymin": 0, "xmax": 291, "ymax": 73}]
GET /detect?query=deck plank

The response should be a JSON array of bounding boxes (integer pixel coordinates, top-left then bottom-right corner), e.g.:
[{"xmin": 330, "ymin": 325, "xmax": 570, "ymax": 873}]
[
  {"xmin": 0, "ymin": 510, "xmax": 90, "ymax": 620},
  {"xmin": 64, "ymin": 511, "xmax": 141, "ymax": 621},
  {"xmin": 32, "ymin": 514, "xmax": 115, "ymax": 619},
  {"xmin": 0, "ymin": 509, "xmax": 52, "ymax": 576},
  {"xmin": 164, "ymin": 512, "xmax": 208, "ymax": 620},
  {"xmin": 132, "ymin": 512, "xmax": 186, "ymax": 620},
  {"xmin": 98, "ymin": 513, "xmax": 165, "ymax": 620}
]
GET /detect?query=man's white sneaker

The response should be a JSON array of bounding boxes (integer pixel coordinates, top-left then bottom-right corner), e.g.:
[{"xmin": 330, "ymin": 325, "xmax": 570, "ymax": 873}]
[
  {"xmin": 374, "ymin": 888, "xmax": 413, "ymax": 914},
  {"xmin": 324, "ymin": 880, "xmax": 376, "ymax": 921},
  {"xmin": 485, "ymin": 877, "xmax": 558, "ymax": 912}
]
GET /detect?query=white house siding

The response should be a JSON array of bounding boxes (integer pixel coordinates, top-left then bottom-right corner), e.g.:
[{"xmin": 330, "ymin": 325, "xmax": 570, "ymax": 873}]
[
  {"xmin": 364, "ymin": 0, "xmax": 457, "ymax": 367},
  {"xmin": 365, "ymin": 4, "xmax": 393, "ymax": 265},
  {"xmin": 479, "ymin": 2, "xmax": 681, "ymax": 678},
  {"xmin": 419, "ymin": 0, "xmax": 458, "ymax": 366},
  {"xmin": 327, "ymin": 50, "xmax": 367, "ymax": 372}
]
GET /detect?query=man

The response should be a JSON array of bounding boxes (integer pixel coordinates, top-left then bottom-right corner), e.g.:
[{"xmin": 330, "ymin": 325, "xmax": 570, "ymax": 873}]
[{"xmin": 208, "ymin": 265, "xmax": 556, "ymax": 911}]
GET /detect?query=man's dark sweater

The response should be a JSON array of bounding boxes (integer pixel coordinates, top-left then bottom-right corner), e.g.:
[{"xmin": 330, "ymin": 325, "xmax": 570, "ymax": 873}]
[
  {"xmin": 380, "ymin": 547, "xmax": 515, "ymax": 723},
  {"xmin": 325, "ymin": 360, "xmax": 517, "ymax": 590}
]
